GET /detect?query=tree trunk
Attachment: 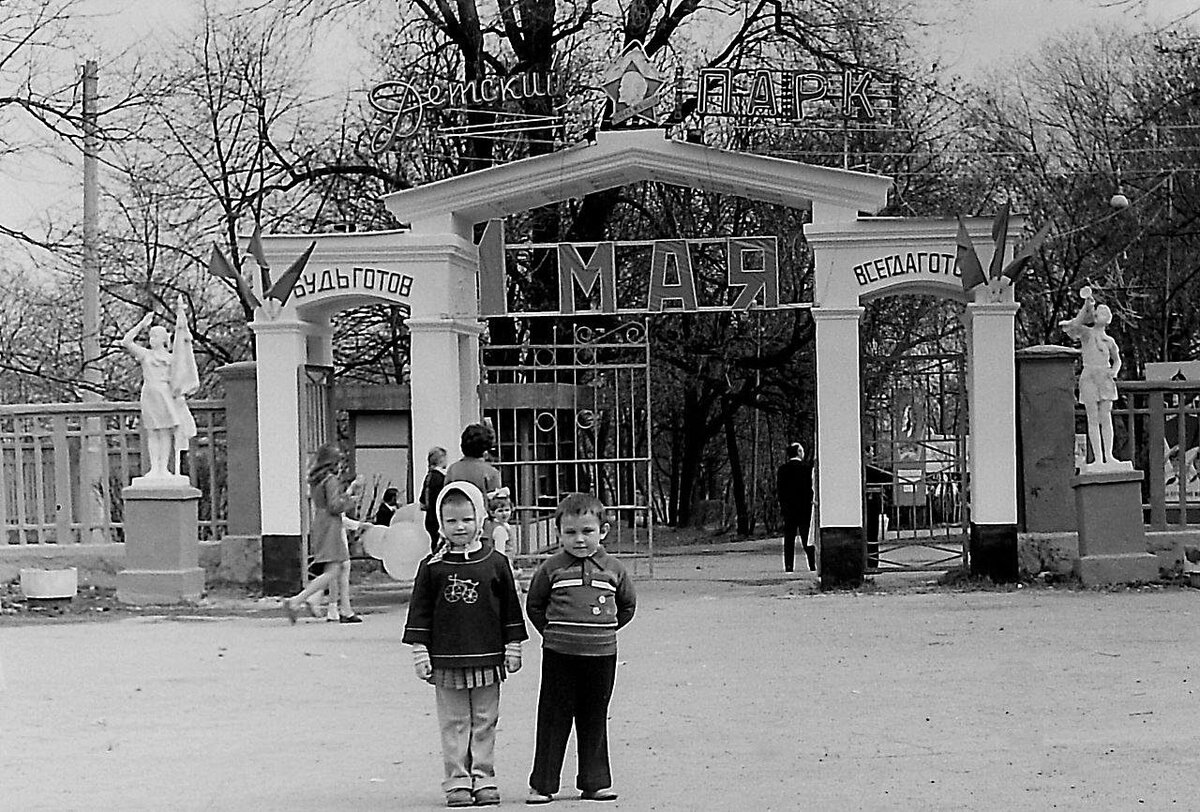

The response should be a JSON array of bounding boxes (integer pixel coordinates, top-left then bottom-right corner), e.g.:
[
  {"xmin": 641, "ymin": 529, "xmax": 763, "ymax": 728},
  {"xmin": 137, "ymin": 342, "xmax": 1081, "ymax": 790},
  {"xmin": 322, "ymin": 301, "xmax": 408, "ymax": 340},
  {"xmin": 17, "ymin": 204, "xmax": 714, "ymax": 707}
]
[
  {"xmin": 724, "ymin": 401, "xmax": 750, "ymax": 536},
  {"xmin": 675, "ymin": 386, "xmax": 707, "ymax": 527}
]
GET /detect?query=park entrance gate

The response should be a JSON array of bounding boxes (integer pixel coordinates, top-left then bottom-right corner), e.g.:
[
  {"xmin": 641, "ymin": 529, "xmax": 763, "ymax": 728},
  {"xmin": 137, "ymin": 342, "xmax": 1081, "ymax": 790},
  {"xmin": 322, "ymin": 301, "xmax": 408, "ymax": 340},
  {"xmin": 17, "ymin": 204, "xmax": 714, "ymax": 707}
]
[
  {"xmin": 862, "ymin": 343, "xmax": 968, "ymax": 573},
  {"xmin": 481, "ymin": 318, "xmax": 653, "ymax": 574},
  {"xmin": 248, "ymin": 128, "xmax": 1023, "ymax": 594}
]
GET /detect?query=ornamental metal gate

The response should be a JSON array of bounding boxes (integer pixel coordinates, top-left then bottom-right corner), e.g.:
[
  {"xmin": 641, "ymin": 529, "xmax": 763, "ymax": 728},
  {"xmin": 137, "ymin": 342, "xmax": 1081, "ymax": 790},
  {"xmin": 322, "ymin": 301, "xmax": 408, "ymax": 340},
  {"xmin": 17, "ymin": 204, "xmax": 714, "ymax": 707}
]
[
  {"xmin": 481, "ymin": 319, "xmax": 653, "ymax": 574},
  {"xmin": 861, "ymin": 347, "xmax": 969, "ymax": 574},
  {"xmin": 299, "ymin": 364, "xmax": 335, "ymax": 576}
]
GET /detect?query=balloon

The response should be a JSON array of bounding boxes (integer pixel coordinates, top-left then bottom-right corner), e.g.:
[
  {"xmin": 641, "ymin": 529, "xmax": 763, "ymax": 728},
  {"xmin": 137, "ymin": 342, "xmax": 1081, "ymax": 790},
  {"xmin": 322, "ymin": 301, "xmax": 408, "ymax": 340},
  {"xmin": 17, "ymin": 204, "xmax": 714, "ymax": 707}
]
[{"xmin": 362, "ymin": 504, "xmax": 429, "ymax": 581}]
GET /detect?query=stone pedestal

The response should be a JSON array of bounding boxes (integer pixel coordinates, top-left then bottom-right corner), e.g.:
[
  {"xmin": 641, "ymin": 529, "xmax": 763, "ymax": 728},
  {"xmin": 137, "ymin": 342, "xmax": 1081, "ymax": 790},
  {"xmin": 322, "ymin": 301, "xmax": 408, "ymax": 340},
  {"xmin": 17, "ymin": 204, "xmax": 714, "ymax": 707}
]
[
  {"xmin": 117, "ymin": 480, "xmax": 205, "ymax": 604},
  {"xmin": 1071, "ymin": 468, "xmax": 1158, "ymax": 586}
]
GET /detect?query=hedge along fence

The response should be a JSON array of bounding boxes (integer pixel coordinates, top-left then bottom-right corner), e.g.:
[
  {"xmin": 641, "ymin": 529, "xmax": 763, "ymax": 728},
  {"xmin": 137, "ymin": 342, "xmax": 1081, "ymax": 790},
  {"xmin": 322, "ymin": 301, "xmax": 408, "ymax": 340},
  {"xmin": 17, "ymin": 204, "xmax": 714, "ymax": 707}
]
[{"xmin": 0, "ymin": 401, "xmax": 227, "ymax": 545}]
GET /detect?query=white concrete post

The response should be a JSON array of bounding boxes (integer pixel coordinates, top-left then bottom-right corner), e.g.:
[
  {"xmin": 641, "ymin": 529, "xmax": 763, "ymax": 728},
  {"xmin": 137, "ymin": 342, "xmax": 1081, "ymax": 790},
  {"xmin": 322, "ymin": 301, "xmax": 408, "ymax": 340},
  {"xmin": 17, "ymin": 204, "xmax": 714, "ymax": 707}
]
[
  {"xmin": 812, "ymin": 306, "xmax": 865, "ymax": 527},
  {"xmin": 965, "ymin": 302, "xmax": 1019, "ymax": 525},
  {"xmin": 251, "ymin": 318, "xmax": 308, "ymax": 538},
  {"xmin": 965, "ymin": 300, "xmax": 1020, "ymax": 580},
  {"xmin": 812, "ymin": 305, "xmax": 866, "ymax": 587},
  {"xmin": 408, "ymin": 317, "xmax": 485, "ymax": 493}
]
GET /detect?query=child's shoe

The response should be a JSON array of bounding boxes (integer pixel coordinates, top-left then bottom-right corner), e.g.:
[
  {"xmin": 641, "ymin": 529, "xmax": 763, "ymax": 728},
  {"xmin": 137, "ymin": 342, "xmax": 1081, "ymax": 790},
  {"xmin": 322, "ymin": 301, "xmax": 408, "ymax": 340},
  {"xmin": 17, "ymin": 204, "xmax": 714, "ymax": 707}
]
[
  {"xmin": 526, "ymin": 788, "xmax": 554, "ymax": 804},
  {"xmin": 446, "ymin": 788, "xmax": 474, "ymax": 807},
  {"xmin": 473, "ymin": 787, "xmax": 500, "ymax": 805},
  {"xmin": 580, "ymin": 788, "xmax": 618, "ymax": 801}
]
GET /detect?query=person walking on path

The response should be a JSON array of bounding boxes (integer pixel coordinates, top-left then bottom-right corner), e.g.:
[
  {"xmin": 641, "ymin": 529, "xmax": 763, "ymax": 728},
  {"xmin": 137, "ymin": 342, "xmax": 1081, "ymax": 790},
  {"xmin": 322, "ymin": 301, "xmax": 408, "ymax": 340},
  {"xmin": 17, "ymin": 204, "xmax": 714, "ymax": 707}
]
[
  {"xmin": 283, "ymin": 443, "xmax": 364, "ymax": 624},
  {"xmin": 446, "ymin": 423, "xmax": 502, "ymax": 503},
  {"xmin": 525, "ymin": 493, "xmax": 637, "ymax": 805},
  {"xmin": 419, "ymin": 447, "xmax": 448, "ymax": 553},
  {"xmin": 403, "ymin": 480, "xmax": 528, "ymax": 807},
  {"xmin": 777, "ymin": 442, "xmax": 815, "ymax": 572}
]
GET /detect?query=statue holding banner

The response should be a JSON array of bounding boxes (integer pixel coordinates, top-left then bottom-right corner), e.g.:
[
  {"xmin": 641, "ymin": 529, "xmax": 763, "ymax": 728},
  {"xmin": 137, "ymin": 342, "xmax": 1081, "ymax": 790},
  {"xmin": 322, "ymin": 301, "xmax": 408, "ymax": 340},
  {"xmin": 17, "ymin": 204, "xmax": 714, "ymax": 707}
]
[
  {"xmin": 1059, "ymin": 286, "xmax": 1125, "ymax": 469},
  {"xmin": 119, "ymin": 295, "xmax": 199, "ymax": 480}
]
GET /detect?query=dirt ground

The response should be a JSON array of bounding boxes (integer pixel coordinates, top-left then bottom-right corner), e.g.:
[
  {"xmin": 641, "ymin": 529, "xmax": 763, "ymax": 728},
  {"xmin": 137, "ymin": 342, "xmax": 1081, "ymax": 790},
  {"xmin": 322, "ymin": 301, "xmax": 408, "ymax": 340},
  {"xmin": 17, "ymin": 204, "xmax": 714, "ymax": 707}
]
[{"xmin": 4, "ymin": 538, "xmax": 1199, "ymax": 811}]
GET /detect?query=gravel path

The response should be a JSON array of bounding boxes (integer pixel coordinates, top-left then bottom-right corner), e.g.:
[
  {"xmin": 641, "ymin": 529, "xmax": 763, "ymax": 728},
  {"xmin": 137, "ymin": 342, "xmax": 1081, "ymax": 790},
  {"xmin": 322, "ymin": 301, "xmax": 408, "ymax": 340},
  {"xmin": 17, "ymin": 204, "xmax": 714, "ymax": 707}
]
[{"xmin": 4, "ymin": 543, "xmax": 1197, "ymax": 811}]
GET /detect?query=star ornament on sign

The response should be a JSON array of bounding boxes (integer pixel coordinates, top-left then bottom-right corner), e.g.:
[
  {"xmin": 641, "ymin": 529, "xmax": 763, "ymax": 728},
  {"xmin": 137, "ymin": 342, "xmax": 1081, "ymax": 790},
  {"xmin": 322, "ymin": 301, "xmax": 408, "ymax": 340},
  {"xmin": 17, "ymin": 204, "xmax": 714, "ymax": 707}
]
[{"xmin": 601, "ymin": 43, "xmax": 665, "ymax": 126}]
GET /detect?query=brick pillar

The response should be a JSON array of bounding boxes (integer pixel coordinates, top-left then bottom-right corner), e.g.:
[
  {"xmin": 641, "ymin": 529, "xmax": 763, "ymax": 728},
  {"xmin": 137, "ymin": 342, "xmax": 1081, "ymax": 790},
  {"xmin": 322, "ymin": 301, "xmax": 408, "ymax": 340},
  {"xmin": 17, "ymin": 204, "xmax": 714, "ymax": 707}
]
[
  {"xmin": 217, "ymin": 361, "xmax": 260, "ymax": 536},
  {"xmin": 1015, "ymin": 345, "xmax": 1079, "ymax": 533}
]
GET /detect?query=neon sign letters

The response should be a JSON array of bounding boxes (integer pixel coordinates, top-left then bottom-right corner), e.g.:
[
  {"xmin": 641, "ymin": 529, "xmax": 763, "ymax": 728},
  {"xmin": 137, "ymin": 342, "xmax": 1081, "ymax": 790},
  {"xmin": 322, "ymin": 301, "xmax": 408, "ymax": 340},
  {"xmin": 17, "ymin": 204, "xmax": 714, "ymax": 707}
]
[
  {"xmin": 367, "ymin": 72, "xmax": 562, "ymax": 152},
  {"xmin": 697, "ymin": 68, "xmax": 897, "ymax": 124}
]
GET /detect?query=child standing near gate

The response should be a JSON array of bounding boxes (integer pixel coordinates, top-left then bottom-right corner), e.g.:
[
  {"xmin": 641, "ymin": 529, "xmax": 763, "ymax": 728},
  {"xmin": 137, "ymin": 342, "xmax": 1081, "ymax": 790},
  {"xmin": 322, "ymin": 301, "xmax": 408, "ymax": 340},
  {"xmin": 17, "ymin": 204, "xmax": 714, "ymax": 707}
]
[
  {"xmin": 525, "ymin": 493, "xmax": 637, "ymax": 804},
  {"xmin": 403, "ymin": 480, "xmax": 528, "ymax": 807},
  {"xmin": 487, "ymin": 486, "xmax": 524, "ymax": 591}
]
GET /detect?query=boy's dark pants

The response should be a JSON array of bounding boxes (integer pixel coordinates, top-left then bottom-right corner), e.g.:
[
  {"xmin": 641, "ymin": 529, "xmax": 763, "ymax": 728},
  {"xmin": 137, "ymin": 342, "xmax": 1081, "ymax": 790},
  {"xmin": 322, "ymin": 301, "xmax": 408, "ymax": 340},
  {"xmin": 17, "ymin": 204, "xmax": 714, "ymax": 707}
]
[{"xmin": 529, "ymin": 648, "xmax": 617, "ymax": 794}]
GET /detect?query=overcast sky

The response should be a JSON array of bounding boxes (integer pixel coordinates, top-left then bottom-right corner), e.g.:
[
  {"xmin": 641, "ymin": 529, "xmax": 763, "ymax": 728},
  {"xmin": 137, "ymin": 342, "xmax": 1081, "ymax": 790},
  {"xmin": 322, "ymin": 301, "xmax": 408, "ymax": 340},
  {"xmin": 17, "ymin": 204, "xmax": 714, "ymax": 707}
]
[{"xmin": 3, "ymin": 0, "xmax": 1197, "ymax": 246}]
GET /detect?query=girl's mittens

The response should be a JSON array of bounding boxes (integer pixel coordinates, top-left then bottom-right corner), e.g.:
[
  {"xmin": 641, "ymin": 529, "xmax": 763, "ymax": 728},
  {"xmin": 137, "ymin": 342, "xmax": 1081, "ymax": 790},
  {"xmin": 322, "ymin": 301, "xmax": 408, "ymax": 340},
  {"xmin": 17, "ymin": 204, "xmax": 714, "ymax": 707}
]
[{"xmin": 505, "ymin": 652, "xmax": 522, "ymax": 673}]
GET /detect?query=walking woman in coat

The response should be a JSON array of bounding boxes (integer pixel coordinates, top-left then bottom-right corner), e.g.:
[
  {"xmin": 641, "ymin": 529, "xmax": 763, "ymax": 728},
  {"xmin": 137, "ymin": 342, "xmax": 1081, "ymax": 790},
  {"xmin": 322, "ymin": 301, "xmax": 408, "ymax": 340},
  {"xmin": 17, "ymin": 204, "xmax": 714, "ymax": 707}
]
[{"xmin": 283, "ymin": 443, "xmax": 364, "ymax": 624}]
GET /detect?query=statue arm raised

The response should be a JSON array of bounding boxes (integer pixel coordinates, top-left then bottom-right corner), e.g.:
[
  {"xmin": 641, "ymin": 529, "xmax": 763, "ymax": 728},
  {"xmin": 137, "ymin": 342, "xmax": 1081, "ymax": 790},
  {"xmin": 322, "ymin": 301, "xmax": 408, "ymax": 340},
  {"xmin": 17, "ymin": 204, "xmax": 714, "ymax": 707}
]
[
  {"xmin": 1058, "ymin": 298, "xmax": 1095, "ymax": 340},
  {"xmin": 119, "ymin": 313, "xmax": 154, "ymax": 354}
]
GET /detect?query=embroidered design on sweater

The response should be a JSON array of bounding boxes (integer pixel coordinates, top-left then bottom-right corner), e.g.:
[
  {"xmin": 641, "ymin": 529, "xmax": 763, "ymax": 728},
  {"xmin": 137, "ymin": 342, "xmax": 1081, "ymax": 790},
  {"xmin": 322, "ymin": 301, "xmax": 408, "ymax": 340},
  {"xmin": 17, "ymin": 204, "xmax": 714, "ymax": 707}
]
[{"xmin": 443, "ymin": 574, "xmax": 479, "ymax": 604}]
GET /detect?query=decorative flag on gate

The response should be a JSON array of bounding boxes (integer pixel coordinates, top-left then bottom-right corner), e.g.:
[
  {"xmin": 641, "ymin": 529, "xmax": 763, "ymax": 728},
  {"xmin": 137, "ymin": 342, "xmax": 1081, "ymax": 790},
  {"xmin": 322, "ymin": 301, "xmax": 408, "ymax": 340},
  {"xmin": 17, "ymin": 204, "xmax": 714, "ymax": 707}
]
[
  {"xmin": 1001, "ymin": 219, "xmax": 1053, "ymax": 281},
  {"xmin": 987, "ymin": 202, "xmax": 1011, "ymax": 282},
  {"xmin": 169, "ymin": 295, "xmax": 200, "ymax": 450},
  {"xmin": 247, "ymin": 223, "xmax": 272, "ymax": 295},
  {"xmin": 958, "ymin": 204, "xmax": 1053, "ymax": 296},
  {"xmin": 206, "ymin": 244, "xmax": 262, "ymax": 310},
  {"xmin": 264, "ymin": 240, "xmax": 317, "ymax": 306},
  {"xmin": 955, "ymin": 217, "xmax": 987, "ymax": 292}
]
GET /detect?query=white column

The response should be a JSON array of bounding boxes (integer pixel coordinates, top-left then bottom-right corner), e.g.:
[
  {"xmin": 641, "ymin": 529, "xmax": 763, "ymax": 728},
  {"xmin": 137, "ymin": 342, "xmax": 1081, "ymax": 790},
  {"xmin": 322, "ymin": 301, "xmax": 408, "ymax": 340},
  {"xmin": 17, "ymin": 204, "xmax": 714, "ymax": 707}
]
[
  {"xmin": 306, "ymin": 317, "xmax": 334, "ymax": 366},
  {"xmin": 458, "ymin": 328, "xmax": 482, "ymax": 426},
  {"xmin": 251, "ymin": 318, "xmax": 308, "ymax": 536},
  {"xmin": 408, "ymin": 317, "xmax": 485, "ymax": 492},
  {"xmin": 812, "ymin": 306, "xmax": 864, "ymax": 528},
  {"xmin": 966, "ymin": 302, "xmax": 1020, "ymax": 526}
]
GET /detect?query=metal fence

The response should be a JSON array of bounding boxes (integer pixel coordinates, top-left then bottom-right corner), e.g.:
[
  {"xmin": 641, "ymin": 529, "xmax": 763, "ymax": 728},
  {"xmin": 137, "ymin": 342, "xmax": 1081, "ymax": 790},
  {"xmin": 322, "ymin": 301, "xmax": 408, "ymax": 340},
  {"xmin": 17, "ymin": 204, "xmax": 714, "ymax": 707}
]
[
  {"xmin": 1086, "ymin": 380, "xmax": 1200, "ymax": 529},
  {"xmin": 1, "ymin": 401, "xmax": 227, "ymax": 545}
]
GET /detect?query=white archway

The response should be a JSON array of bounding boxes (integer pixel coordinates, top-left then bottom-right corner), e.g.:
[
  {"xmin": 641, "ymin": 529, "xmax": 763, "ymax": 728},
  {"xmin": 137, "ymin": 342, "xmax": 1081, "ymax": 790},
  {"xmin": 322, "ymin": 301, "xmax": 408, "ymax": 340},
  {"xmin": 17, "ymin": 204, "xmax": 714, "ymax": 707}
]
[
  {"xmin": 805, "ymin": 216, "xmax": 1024, "ymax": 584},
  {"xmin": 246, "ymin": 128, "xmax": 1019, "ymax": 591}
]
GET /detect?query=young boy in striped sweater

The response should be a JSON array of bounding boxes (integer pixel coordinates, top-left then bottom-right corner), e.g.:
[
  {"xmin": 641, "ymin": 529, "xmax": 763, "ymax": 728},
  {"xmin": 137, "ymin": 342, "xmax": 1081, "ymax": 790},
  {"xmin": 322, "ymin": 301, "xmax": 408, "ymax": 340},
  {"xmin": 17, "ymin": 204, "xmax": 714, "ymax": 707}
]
[{"xmin": 525, "ymin": 493, "xmax": 637, "ymax": 804}]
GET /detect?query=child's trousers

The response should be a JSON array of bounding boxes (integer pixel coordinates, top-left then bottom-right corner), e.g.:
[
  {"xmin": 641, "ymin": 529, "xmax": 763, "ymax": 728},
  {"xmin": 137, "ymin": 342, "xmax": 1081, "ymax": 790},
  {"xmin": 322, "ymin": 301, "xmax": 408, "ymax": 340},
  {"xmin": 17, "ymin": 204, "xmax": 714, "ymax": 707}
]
[
  {"xmin": 435, "ymin": 682, "xmax": 500, "ymax": 792},
  {"xmin": 529, "ymin": 649, "xmax": 617, "ymax": 795}
]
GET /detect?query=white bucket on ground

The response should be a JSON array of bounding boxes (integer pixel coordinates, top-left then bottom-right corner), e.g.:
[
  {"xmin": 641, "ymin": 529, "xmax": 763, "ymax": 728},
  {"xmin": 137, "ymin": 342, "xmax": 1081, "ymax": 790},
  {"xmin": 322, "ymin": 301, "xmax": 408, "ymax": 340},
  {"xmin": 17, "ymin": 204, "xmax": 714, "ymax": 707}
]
[{"xmin": 19, "ymin": 568, "xmax": 78, "ymax": 599}]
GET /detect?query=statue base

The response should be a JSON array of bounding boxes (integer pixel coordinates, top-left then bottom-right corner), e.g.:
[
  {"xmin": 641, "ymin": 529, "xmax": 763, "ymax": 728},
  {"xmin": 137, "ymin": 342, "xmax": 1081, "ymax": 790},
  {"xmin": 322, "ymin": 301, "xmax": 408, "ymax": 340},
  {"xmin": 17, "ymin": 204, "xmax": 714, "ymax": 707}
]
[
  {"xmin": 1078, "ymin": 459, "xmax": 1135, "ymax": 475},
  {"xmin": 117, "ymin": 481, "xmax": 205, "ymax": 605},
  {"xmin": 1070, "ymin": 468, "xmax": 1158, "ymax": 586},
  {"xmin": 129, "ymin": 473, "xmax": 191, "ymax": 489}
]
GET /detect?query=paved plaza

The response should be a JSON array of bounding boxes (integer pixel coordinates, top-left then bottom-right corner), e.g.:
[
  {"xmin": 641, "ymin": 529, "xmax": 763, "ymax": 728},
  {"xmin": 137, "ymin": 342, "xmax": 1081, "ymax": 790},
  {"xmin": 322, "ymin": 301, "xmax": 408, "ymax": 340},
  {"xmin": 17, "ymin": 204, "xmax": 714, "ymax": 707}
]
[{"xmin": 4, "ymin": 540, "xmax": 1199, "ymax": 810}]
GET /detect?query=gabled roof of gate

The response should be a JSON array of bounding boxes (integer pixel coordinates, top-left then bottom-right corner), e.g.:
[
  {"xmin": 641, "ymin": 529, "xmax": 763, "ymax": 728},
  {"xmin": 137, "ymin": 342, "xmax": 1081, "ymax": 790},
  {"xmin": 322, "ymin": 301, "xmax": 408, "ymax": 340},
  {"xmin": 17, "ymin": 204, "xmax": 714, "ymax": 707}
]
[{"xmin": 383, "ymin": 129, "xmax": 892, "ymax": 231}]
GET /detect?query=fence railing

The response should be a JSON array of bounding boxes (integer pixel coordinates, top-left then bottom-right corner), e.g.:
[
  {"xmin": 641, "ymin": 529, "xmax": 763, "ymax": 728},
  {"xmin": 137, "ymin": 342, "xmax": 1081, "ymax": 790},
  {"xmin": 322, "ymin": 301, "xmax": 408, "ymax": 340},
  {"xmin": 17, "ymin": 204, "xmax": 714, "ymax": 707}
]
[
  {"xmin": 1083, "ymin": 380, "xmax": 1200, "ymax": 530},
  {"xmin": 1, "ymin": 401, "xmax": 227, "ymax": 545}
]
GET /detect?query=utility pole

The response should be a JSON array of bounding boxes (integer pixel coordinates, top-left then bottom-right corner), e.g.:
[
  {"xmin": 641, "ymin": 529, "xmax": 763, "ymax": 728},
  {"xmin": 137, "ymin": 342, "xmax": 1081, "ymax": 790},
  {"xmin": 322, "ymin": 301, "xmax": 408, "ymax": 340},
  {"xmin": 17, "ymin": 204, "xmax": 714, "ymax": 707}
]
[
  {"xmin": 83, "ymin": 60, "xmax": 100, "ymax": 397},
  {"xmin": 80, "ymin": 60, "xmax": 107, "ymax": 542}
]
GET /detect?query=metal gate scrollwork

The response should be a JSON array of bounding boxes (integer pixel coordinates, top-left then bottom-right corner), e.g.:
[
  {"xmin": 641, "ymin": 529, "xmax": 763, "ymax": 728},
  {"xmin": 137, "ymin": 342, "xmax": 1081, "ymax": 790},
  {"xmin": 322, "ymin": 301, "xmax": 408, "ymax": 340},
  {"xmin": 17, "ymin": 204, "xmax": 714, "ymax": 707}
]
[{"xmin": 482, "ymin": 319, "xmax": 653, "ymax": 574}]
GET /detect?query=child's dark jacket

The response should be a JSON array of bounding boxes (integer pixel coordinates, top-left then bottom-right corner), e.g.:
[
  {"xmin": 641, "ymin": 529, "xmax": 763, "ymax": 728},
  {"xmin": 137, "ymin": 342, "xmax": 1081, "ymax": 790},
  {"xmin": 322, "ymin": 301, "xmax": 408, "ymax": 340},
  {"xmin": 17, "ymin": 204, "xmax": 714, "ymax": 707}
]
[
  {"xmin": 403, "ymin": 547, "xmax": 528, "ymax": 669},
  {"xmin": 526, "ymin": 549, "xmax": 636, "ymax": 657}
]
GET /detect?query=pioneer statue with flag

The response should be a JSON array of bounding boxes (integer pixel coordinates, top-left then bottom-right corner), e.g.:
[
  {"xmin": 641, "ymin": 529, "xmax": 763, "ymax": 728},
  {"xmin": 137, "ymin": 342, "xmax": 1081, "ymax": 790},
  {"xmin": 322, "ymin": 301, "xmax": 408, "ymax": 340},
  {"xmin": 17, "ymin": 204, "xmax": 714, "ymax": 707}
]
[{"xmin": 119, "ymin": 295, "xmax": 199, "ymax": 480}]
